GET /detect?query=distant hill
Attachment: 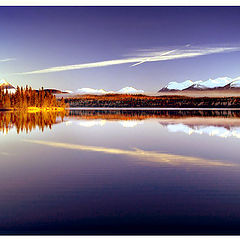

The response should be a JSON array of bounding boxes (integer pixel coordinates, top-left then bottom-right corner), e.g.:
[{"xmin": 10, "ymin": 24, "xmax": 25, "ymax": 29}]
[
  {"xmin": 0, "ymin": 79, "xmax": 16, "ymax": 93},
  {"xmin": 0, "ymin": 80, "xmax": 70, "ymax": 95},
  {"xmin": 37, "ymin": 89, "xmax": 70, "ymax": 94}
]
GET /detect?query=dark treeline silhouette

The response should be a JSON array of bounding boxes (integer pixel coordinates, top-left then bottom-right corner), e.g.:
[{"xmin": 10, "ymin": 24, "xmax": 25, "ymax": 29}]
[
  {"xmin": 0, "ymin": 111, "xmax": 66, "ymax": 134},
  {"xmin": 65, "ymin": 94, "xmax": 240, "ymax": 108},
  {"xmin": 0, "ymin": 86, "xmax": 66, "ymax": 109}
]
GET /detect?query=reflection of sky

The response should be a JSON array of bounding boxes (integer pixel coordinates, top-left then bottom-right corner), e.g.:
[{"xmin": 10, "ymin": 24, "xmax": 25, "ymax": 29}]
[
  {"xmin": 65, "ymin": 117, "xmax": 240, "ymax": 139},
  {"xmin": 1, "ymin": 112, "xmax": 240, "ymax": 233},
  {"xmin": 1, "ymin": 113, "xmax": 240, "ymax": 169},
  {"xmin": 24, "ymin": 139, "xmax": 235, "ymax": 168}
]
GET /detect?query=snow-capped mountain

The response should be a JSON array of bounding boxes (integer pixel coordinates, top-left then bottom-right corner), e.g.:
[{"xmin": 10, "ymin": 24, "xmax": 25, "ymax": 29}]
[
  {"xmin": 230, "ymin": 78, "xmax": 240, "ymax": 88},
  {"xmin": 0, "ymin": 79, "xmax": 15, "ymax": 89},
  {"xmin": 161, "ymin": 80, "xmax": 194, "ymax": 91},
  {"xmin": 0, "ymin": 79, "xmax": 16, "ymax": 93},
  {"xmin": 77, "ymin": 88, "xmax": 108, "ymax": 94},
  {"xmin": 196, "ymin": 77, "xmax": 232, "ymax": 89},
  {"xmin": 76, "ymin": 86, "xmax": 144, "ymax": 95},
  {"xmin": 117, "ymin": 87, "xmax": 144, "ymax": 94},
  {"xmin": 159, "ymin": 76, "xmax": 240, "ymax": 92}
]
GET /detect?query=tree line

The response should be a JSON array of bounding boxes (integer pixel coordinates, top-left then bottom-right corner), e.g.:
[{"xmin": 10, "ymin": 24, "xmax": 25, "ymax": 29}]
[
  {"xmin": 65, "ymin": 94, "xmax": 240, "ymax": 108},
  {"xmin": 0, "ymin": 86, "xmax": 66, "ymax": 109}
]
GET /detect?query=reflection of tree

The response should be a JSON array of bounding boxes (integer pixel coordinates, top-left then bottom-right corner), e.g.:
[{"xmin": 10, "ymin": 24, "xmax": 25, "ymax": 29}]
[
  {"xmin": 69, "ymin": 109, "xmax": 240, "ymax": 121},
  {"xmin": 2, "ymin": 109, "xmax": 240, "ymax": 135},
  {"xmin": 0, "ymin": 111, "xmax": 66, "ymax": 134}
]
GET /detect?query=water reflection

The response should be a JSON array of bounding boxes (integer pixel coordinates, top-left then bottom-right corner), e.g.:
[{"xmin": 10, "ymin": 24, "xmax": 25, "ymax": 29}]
[
  {"xmin": 1, "ymin": 109, "xmax": 240, "ymax": 136},
  {"xmin": 69, "ymin": 109, "xmax": 240, "ymax": 138},
  {"xmin": 162, "ymin": 123, "xmax": 240, "ymax": 139},
  {"xmin": 1, "ymin": 109, "xmax": 240, "ymax": 234},
  {"xmin": 0, "ymin": 111, "xmax": 65, "ymax": 134},
  {"xmin": 69, "ymin": 109, "xmax": 240, "ymax": 120},
  {"xmin": 24, "ymin": 139, "xmax": 236, "ymax": 168}
]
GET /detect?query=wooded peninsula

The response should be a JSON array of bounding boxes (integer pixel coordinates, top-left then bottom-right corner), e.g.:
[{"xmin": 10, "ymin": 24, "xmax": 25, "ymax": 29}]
[{"xmin": 0, "ymin": 86, "xmax": 66, "ymax": 111}]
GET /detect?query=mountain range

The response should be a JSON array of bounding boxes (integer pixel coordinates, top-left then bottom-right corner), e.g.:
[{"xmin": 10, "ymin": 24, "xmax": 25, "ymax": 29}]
[
  {"xmin": 159, "ymin": 77, "xmax": 240, "ymax": 92},
  {"xmin": 76, "ymin": 86, "xmax": 144, "ymax": 95},
  {"xmin": 2, "ymin": 77, "xmax": 240, "ymax": 96},
  {"xmin": 0, "ymin": 79, "xmax": 145, "ymax": 95}
]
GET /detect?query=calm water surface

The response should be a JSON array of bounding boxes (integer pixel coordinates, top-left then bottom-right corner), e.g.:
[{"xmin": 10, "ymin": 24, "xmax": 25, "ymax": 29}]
[{"xmin": 0, "ymin": 109, "xmax": 240, "ymax": 234}]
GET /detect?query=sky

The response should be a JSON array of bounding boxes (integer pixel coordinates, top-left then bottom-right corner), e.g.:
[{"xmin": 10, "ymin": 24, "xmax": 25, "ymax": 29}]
[{"xmin": 1, "ymin": 6, "xmax": 240, "ymax": 92}]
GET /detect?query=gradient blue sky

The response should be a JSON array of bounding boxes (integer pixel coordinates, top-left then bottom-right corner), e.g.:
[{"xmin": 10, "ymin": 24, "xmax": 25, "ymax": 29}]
[{"xmin": 1, "ymin": 7, "xmax": 240, "ymax": 92}]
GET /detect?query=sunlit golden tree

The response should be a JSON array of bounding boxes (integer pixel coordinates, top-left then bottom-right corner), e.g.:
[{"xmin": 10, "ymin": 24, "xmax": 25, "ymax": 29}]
[{"xmin": 0, "ymin": 86, "xmax": 66, "ymax": 109}]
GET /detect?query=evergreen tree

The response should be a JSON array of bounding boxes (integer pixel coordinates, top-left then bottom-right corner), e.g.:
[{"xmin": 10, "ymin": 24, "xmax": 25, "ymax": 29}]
[{"xmin": 0, "ymin": 85, "xmax": 66, "ymax": 110}]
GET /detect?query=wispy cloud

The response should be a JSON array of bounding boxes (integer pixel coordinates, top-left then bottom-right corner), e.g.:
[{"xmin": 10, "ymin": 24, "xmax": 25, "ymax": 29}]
[
  {"xmin": 0, "ymin": 58, "xmax": 15, "ymax": 62},
  {"xmin": 15, "ymin": 45, "xmax": 240, "ymax": 75},
  {"xmin": 24, "ymin": 139, "xmax": 235, "ymax": 167}
]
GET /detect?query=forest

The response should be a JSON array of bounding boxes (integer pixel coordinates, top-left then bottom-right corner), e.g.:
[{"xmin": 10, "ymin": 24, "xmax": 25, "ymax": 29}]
[
  {"xmin": 65, "ymin": 94, "xmax": 240, "ymax": 108},
  {"xmin": 0, "ymin": 86, "xmax": 66, "ymax": 110}
]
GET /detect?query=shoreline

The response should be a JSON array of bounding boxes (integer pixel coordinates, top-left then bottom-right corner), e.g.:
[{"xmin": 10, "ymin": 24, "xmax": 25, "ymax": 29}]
[
  {"xmin": 67, "ymin": 107, "xmax": 240, "ymax": 111},
  {"xmin": 27, "ymin": 107, "xmax": 65, "ymax": 113},
  {"xmin": 1, "ymin": 107, "xmax": 240, "ymax": 112},
  {"xmin": 0, "ymin": 107, "xmax": 65, "ymax": 112}
]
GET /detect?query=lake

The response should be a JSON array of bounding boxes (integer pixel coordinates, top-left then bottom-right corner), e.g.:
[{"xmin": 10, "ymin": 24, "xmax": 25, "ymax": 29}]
[{"xmin": 1, "ymin": 109, "xmax": 240, "ymax": 234}]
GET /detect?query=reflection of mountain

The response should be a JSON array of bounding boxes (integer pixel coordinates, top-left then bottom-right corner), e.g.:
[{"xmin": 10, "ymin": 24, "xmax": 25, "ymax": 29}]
[
  {"xmin": 162, "ymin": 123, "xmax": 240, "ymax": 139},
  {"xmin": 118, "ymin": 120, "xmax": 144, "ymax": 128},
  {"xmin": 159, "ymin": 117, "xmax": 240, "ymax": 139},
  {"xmin": 73, "ymin": 119, "xmax": 144, "ymax": 128},
  {"xmin": 3, "ymin": 109, "xmax": 240, "ymax": 135},
  {"xmin": 0, "ymin": 111, "xmax": 66, "ymax": 134},
  {"xmin": 77, "ymin": 120, "xmax": 106, "ymax": 127},
  {"xmin": 66, "ymin": 109, "xmax": 240, "ymax": 131}
]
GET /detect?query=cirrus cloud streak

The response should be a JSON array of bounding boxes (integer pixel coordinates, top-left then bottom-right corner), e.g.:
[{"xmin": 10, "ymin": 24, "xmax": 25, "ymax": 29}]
[
  {"xmin": 0, "ymin": 58, "xmax": 16, "ymax": 62},
  {"xmin": 15, "ymin": 46, "xmax": 240, "ymax": 75}
]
